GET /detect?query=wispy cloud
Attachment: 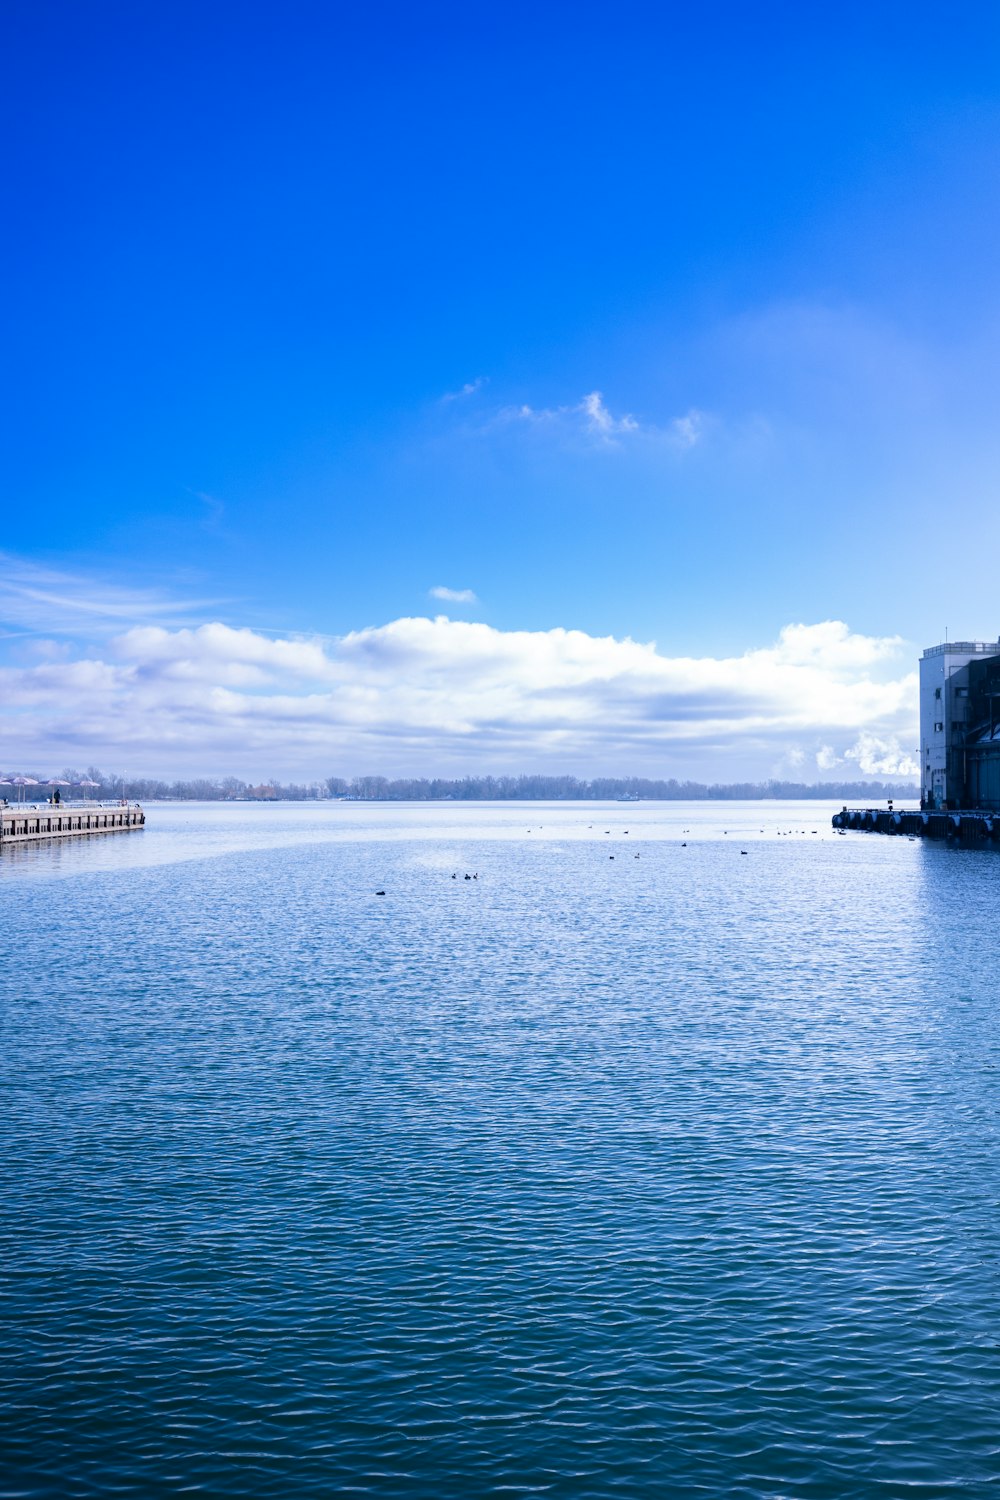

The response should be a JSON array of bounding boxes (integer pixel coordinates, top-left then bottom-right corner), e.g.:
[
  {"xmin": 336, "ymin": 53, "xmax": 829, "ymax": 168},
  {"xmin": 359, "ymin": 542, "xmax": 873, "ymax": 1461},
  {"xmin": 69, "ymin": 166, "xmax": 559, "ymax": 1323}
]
[
  {"xmin": 496, "ymin": 390, "xmax": 706, "ymax": 449},
  {"xmin": 0, "ymin": 614, "xmax": 918, "ymax": 779},
  {"xmin": 669, "ymin": 410, "xmax": 705, "ymax": 448},
  {"xmin": 0, "ymin": 553, "xmax": 222, "ymax": 637},
  {"xmin": 500, "ymin": 389, "xmax": 637, "ymax": 444},
  {"xmin": 441, "ymin": 377, "xmax": 488, "ymax": 402},
  {"xmin": 429, "ymin": 585, "xmax": 478, "ymax": 604},
  {"xmin": 578, "ymin": 390, "xmax": 639, "ymax": 438},
  {"xmin": 188, "ymin": 488, "xmax": 228, "ymax": 534}
]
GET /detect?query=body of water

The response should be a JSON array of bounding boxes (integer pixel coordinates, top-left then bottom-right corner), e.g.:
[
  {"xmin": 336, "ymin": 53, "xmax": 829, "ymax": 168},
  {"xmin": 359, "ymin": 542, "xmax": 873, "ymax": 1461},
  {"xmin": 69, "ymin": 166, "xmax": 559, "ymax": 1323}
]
[{"xmin": 2, "ymin": 801, "xmax": 999, "ymax": 1497}]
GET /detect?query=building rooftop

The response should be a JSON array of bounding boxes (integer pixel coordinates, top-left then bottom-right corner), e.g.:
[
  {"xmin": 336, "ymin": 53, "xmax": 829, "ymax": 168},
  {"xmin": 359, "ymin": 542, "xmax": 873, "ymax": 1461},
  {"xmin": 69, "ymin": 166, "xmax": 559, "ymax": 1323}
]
[{"xmin": 921, "ymin": 640, "xmax": 1000, "ymax": 659}]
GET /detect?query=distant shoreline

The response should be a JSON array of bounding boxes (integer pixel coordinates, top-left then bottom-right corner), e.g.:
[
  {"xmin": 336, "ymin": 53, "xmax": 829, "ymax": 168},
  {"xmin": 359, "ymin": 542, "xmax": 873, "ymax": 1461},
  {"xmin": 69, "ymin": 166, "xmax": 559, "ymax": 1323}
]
[
  {"xmin": 146, "ymin": 786, "xmax": 917, "ymax": 805},
  {"xmin": 6, "ymin": 769, "xmax": 917, "ymax": 804}
]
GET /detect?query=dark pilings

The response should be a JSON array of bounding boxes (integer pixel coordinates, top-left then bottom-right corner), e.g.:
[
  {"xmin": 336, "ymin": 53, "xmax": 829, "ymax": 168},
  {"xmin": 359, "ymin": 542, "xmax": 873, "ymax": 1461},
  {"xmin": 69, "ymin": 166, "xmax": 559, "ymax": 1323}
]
[{"xmin": 832, "ymin": 807, "xmax": 997, "ymax": 844}]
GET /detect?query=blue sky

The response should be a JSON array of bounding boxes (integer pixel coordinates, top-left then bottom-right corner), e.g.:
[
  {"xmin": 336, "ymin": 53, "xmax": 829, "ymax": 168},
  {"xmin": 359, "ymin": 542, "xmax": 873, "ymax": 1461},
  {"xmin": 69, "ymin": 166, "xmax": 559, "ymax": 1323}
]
[{"xmin": 4, "ymin": 2, "xmax": 1000, "ymax": 779}]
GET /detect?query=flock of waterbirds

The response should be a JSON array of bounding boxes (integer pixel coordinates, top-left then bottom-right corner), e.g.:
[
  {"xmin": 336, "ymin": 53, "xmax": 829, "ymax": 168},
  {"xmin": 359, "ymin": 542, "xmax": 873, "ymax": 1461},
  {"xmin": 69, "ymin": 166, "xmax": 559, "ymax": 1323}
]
[{"xmin": 373, "ymin": 820, "xmax": 831, "ymax": 894}]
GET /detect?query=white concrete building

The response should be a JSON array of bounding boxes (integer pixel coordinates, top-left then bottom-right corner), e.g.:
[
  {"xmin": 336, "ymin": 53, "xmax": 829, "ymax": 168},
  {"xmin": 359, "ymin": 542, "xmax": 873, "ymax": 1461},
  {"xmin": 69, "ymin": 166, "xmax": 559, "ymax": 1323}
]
[{"xmin": 920, "ymin": 639, "xmax": 1000, "ymax": 808}]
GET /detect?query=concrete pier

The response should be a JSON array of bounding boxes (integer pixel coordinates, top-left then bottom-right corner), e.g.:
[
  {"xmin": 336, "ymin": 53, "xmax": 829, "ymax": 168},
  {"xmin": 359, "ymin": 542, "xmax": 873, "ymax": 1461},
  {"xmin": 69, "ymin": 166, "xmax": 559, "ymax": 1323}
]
[
  {"xmin": 833, "ymin": 806, "xmax": 997, "ymax": 844},
  {"xmin": 0, "ymin": 805, "xmax": 144, "ymax": 847}
]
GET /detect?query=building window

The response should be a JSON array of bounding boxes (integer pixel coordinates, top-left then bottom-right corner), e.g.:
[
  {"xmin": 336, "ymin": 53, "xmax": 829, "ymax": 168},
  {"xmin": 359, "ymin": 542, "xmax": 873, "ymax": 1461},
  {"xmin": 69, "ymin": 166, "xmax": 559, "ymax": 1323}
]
[
  {"xmin": 934, "ymin": 722, "xmax": 944, "ymax": 732},
  {"xmin": 935, "ymin": 687, "xmax": 942, "ymax": 699}
]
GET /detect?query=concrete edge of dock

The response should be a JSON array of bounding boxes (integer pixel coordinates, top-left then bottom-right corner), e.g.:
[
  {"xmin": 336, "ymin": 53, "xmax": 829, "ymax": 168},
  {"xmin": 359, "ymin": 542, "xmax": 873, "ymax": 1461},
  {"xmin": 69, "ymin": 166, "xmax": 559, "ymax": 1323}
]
[
  {"xmin": 0, "ymin": 806, "xmax": 145, "ymax": 846},
  {"xmin": 833, "ymin": 807, "xmax": 997, "ymax": 843}
]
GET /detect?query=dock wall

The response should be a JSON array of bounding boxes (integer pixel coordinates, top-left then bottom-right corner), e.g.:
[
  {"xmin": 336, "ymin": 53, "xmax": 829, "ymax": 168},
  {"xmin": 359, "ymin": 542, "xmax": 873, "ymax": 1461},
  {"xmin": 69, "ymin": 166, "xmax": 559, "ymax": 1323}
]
[
  {"xmin": 0, "ymin": 806, "xmax": 145, "ymax": 846},
  {"xmin": 833, "ymin": 807, "xmax": 996, "ymax": 844}
]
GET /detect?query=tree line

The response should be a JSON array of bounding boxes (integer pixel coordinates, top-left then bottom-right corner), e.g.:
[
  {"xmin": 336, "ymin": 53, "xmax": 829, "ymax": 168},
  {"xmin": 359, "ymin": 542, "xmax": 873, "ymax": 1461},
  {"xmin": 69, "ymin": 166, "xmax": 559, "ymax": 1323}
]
[
  {"xmin": 1, "ymin": 768, "xmax": 324, "ymax": 802},
  {"xmin": 327, "ymin": 774, "xmax": 918, "ymax": 801},
  {"xmin": 3, "ymin": 767, "xmax": 918, "ymax": 802}
]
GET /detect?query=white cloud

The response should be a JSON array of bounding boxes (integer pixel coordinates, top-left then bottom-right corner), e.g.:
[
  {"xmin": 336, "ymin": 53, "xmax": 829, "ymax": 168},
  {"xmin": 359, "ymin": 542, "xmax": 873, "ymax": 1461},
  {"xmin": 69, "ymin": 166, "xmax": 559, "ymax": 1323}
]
[
  {"xmin": 771, "ymin": 619, "xmax": 903, "ymax": 668},
  {"xmin": 499, "ymin": 401, "xmax": 557, "ymax": 425},
  {"xmin": 501, "ymin": 389, "xmax": 638, "ymax": 444},
  {"xmin": 578, "ymin": 390, "xmax": 639, "ymax": 439},
  {"xmin": 494, "ymin": 390, "xmax": 707, "ymax": 450},
  {"xmin": 0, "ymin": 614, "xmax": 919, "ymax": 780},
  {"xmin": 441, "ymin": 377, "xmax": 487, "ymax": 402},
  {"xmin": 669, "ymin": 410, "xmax": 705, "ymax": 448},
  {"xmin": 429, "ymin": 586, "xmax": 478, "ymax": 604}
]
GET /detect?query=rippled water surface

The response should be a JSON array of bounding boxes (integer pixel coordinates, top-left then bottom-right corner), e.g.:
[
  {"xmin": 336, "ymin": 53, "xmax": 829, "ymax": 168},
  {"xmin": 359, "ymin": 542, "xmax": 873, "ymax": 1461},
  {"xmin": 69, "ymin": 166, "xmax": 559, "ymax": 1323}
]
[{"xmin": 3, "ymin": 800, "xmax": 1000, "ymax": 1498}]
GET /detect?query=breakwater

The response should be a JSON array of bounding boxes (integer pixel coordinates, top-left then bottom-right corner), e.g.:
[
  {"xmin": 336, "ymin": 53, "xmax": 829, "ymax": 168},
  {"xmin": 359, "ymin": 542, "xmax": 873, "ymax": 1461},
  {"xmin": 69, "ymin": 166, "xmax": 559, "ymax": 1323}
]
[
  {"xmin": 0, "ymin": 805, "xmax": 144, "ymax": 846},
  {"xmin": 833, "ymin": 806, "xmax": 997, "ymax": 843}
]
